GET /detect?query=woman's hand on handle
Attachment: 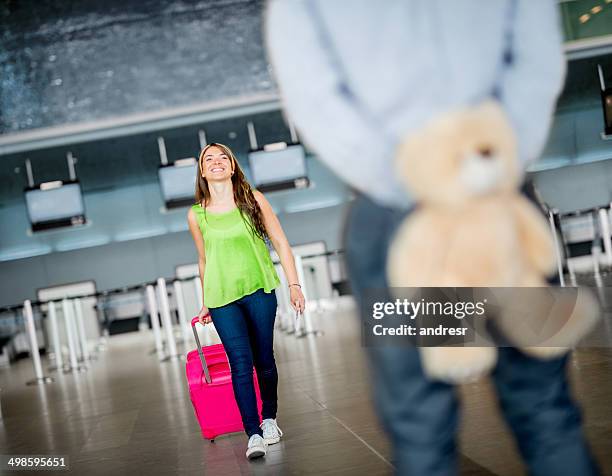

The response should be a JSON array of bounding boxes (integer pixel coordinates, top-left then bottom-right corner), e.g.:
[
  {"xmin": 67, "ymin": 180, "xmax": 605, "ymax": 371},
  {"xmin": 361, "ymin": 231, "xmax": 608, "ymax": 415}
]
[
  {"xmin": 197, "ymin": 306, "xmax": 212, "ymax": 325},
  {"xmin": 289, "ymin": 286, "xmax": 306, "ymax": 314}
]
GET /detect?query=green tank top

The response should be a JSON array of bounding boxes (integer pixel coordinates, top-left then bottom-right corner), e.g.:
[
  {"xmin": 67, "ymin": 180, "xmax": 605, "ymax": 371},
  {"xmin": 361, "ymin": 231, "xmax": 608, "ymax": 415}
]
[{"xmin": 192, "ymin": 204, "xmax": 280, "ymax": 308}]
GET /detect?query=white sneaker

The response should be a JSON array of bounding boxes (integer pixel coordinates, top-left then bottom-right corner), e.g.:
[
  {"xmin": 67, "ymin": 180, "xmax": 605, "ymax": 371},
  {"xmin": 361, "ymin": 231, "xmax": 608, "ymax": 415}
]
[
  {"xmin": 246, "ymin": 434, "xmax": 267, "ymax": 460},
  {"xmin": 261, "ymin": 418, "xmax": 283, "ymax": 445}
]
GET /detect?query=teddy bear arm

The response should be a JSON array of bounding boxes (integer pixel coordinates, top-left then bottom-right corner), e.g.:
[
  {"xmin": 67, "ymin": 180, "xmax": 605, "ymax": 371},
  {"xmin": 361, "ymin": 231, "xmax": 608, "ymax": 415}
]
[
  {"xmin": 387, "ymin": 218, "xmax": 445, "ymax": 287},
  {"xmin": 511, "ymin": 198, "xmax": 556, "ymax": 277},
  {"xmin": 420, "ymin": 347, "xmax": 497, "ymax": 383},
  {"xmin": 497, "ymin": 286, "xmax": 600, "ymax": 359}
]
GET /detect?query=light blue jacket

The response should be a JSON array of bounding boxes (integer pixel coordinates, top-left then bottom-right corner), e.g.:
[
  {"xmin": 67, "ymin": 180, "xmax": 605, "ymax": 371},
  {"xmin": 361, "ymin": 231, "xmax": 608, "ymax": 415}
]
[{"xmin": 266, "ymin": 0, "xmax": 566, "ymax": 208}]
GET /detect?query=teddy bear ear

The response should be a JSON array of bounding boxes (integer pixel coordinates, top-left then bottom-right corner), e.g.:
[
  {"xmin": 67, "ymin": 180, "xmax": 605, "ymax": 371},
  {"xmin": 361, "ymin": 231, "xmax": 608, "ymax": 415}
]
[
  {"xmin": 473, "ymin": 100, "xmax": 508, "ymax": 124},
  {"xmin": 469, "ymin": 100, "xmax": 516, "ymax": 140}
]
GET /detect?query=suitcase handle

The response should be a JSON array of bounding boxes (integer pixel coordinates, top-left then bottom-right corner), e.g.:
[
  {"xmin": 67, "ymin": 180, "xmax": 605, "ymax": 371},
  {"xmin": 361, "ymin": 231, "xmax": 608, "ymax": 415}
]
[{"xmin": 191, "ymin": 316, "xmax": 212, "ymax": 384}]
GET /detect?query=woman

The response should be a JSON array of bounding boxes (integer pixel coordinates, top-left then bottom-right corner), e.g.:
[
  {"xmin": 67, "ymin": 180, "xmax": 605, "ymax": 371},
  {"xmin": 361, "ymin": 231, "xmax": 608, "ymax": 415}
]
[{"xmin": 187, "ymin": 142, "xmax": 306, "ymax": 460}]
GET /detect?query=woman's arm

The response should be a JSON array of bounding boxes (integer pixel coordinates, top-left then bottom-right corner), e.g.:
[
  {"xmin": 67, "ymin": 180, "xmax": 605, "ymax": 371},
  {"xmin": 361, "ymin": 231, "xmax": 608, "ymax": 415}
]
[
  {"xmin": 254, "ymin": 191, "xmax": 306, "ymax": 313},
  {"xmin": 187, "ymin": 208, "xmax": 211, "ymax": 323}
]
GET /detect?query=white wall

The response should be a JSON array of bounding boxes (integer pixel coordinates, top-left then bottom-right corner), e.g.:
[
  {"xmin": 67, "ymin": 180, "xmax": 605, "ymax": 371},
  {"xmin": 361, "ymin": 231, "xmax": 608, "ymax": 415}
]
[{"xmin": 0, "ymin": 203, "xmax": 349, "ymax": 307}]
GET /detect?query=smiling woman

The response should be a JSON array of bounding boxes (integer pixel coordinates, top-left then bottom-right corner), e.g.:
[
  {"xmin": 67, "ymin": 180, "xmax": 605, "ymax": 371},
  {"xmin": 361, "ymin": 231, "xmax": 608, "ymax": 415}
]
[
  {"xmin": 186, "ymin": 142, "xmax": 306, "ymax": 461},
  {"xmin": 195, "ymin": 143, "xmax": 268, "ymax": 240}
]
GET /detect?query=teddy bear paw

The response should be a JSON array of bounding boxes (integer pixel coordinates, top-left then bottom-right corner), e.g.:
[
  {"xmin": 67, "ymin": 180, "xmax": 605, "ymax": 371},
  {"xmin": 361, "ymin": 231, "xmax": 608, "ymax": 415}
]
[
  {"xmin": 521, "ymin": 346, "xmax": 570, "ymax": 359},
  {"xmin": 420, "ymin": 346, "xmax": 497, "ymax": 384}
]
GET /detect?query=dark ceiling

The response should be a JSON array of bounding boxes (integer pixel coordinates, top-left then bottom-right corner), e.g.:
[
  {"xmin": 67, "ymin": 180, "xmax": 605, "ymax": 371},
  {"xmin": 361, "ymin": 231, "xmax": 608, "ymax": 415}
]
[{"xmin": 0, "ymin": 0, "xmax": 272, "ymax": 133}]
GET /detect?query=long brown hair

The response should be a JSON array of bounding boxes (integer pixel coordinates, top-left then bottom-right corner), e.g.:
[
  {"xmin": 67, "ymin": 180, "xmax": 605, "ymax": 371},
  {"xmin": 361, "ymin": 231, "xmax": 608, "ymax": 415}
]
[{"xmin": 195, "ymin": 143, "xmax": 268, "ymax": 240}]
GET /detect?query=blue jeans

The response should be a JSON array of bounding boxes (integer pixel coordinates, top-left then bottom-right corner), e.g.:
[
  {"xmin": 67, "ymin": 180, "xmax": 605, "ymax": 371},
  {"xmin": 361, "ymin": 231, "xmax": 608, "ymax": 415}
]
[
  {"xmin": 344, "ymin": 194, "xmax": 599, "ymax": 476},
  {"xmin": 209, "ymin": 288, "xmax": 278, "ymax": 438}
]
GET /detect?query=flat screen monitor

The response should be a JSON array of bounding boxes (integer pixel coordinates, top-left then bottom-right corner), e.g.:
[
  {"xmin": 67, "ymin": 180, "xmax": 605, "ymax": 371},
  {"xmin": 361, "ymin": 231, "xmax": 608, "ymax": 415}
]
[
  {"xmin": 248, "ymin": 143, "xmax": 309, "ymax": 192},
  {"xmin": 158, "ymin": 159, "xmax": 197, "ymax": 208},
  {"xmin": 25, "ymin": 181, "xmax": 86, "ymax": 232}
]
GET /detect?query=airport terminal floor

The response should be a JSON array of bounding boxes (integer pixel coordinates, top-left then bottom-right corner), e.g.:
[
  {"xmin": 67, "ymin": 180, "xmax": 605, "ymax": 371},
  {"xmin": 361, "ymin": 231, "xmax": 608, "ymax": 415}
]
[{"xmin": 1, "ymin": 296, "xmax": 611, "ymax": 476}]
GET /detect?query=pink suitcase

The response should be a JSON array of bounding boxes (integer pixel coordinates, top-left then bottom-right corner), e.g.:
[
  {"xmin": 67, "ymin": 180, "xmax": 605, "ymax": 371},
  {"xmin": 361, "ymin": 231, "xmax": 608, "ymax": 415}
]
[{"xmin": 186, "ymin": 316, "xmax": 263, "ymax": 440}]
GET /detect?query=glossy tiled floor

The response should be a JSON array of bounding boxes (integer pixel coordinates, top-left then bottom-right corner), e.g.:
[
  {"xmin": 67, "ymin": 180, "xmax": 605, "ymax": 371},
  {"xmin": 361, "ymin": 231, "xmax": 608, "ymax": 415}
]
[{"xmin": 0, "ymin": 297, "xmax": 611, "ymax": 475}]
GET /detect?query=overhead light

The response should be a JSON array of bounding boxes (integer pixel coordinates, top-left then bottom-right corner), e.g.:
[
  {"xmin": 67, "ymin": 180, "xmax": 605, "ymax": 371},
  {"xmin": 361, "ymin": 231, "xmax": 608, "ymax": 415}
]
[
  {"xmin": 56, "ymin": 237, "xmax": 110, "ymax": 252},
  {"xmin": 591, "ymin": 5, "xmax": 602, "ymax": 13},
  {"xmin": 174, "ymin": 157, "xmax": 196, "ymax": 167},
  {"xmin": 115, "ymin": 228, "xmax": 166, "ymax": 242},
  {"xmin": 40, "ymin": 180, "xmax": 63, "ymax": 190},
  {"xmin": 284, "ymin": 198, "xmax": 345, "ymax": 214},
  {"xmin": 579, "ymin": 13, "xmax": 590, "ymax": 23},
  {"xmin": 0, "ymin": 246, "xmax": 52, "ymax": 261},
  {"xmin": 263, "ymin": 141, "xmax": 288, "ymax": 152}
]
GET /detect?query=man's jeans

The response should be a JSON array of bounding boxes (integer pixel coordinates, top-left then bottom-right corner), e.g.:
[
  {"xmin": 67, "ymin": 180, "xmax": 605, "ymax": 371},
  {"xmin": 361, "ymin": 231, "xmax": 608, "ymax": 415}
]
[
  {"xmin": 344, "ymin": 193, "xmax": 599, "ymax": 476},
  {"xmin": 209, "ymin": 288, "xmax": 278, "ymax": 437}
]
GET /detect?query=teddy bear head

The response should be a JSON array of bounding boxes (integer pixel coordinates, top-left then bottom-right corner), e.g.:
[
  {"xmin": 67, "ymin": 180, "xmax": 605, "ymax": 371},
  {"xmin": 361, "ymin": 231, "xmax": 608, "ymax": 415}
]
[{"xmin": 396, "ymin": 101, "xmax": 523, "ymax": 207}]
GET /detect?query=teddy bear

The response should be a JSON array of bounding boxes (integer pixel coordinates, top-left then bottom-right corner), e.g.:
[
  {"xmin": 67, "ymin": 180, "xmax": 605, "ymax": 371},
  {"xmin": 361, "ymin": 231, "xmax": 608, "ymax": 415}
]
[{"xmin": 387, "ymin": 100, "xmax": 600, "ymax": 384}]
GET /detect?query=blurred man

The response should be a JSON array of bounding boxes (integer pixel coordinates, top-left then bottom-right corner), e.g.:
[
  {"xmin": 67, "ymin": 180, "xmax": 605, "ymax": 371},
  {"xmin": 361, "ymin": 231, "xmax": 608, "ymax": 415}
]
[{"xmin": 266, "ymin": 1, "xmax": 599, "ymax": 475}]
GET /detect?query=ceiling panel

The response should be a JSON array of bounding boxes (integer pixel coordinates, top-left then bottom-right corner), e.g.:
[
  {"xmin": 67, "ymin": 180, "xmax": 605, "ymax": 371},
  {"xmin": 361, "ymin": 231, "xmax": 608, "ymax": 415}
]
[{"xmin": 0, "ymin": 0, "xmax": 272, "ymax": 134}]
